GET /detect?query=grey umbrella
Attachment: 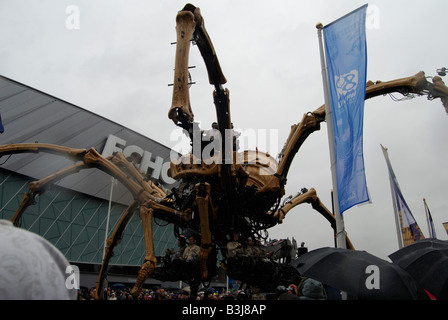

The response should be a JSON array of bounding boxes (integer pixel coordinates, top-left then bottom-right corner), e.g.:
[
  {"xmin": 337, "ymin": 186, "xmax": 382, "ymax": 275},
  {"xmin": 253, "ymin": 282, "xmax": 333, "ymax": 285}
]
[
  {"xmin": 389, "ymin": 239, "xmax": 448, "ymax": 299},
  {"xmin": 291, "ymin": 247, "xmax": 428, "ymax": 300}
]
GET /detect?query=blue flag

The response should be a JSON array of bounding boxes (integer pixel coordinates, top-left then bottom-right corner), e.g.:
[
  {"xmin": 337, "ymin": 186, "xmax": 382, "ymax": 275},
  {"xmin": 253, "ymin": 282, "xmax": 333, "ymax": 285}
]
[{"xmin": 324, "ymin": 4, "xmax": 369, "ymax": 213}]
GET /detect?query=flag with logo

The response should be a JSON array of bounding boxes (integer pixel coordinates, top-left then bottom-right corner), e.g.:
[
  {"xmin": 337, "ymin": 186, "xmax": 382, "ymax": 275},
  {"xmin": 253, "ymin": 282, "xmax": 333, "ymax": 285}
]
[
  {"xmin": 382, "ymin": 145, "xmax": 425, "ymax": 246},
  {"xmin": 324, "ymin": 4, "xmax": 369, "ymax": 213}
]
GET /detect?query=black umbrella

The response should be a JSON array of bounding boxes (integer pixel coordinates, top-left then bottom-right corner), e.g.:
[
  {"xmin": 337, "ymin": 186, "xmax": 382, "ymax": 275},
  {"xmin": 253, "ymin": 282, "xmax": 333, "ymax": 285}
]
[
  {"xmin": 291, "ymin": 247, "xmax": 428, "ymax": 300},
  {"xmin": 164, "ymin": 285, "xmax": 181, "ymax": 292},
  {"xmin": 389, "ymin": 239, "xmax": 448, "ymax": 299},
  {"xmin": 110, "ymin": 283, "xmax": 127, "ymax": 291}
]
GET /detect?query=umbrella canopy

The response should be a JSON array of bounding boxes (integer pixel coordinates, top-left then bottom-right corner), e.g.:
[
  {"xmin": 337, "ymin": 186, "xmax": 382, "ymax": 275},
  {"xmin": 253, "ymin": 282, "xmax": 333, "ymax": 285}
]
[
  {"xmin": 164, "ymin": 285, "xmax": 181, "ymax": 292},
  {"xmin": 110, "ymin": 283, "xmax": 127, "ymax": 290},
  {"xmin": 389, "ymin": 239, "xmax": 448, "ymax": 299},
  {"xmin": 291, "ymin": 247, "xmax": 428, "ymax": 300}
]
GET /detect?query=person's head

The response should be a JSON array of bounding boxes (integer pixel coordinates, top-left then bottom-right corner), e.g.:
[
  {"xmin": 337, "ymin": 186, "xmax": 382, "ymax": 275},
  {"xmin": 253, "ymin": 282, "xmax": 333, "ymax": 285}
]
[
  {"xmin": 0, "ymin": 220, "xmax": 77, "ymax": 300},
  {"xmin": 178, "ymin": 236, "xmax": 186, "ymax": 247},
  {"xmin": 300, "ymin": 278, "xmax": 326, "ymax": 300},
  {"xmin": 188, "ymin": 236, "xmax": 196, "ymax": 245}
]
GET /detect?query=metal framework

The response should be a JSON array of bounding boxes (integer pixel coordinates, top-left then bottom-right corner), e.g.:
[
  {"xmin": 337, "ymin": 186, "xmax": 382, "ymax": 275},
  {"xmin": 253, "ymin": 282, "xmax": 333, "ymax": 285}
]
[{"xmin": 0, "ymin": 4, "xmax": 447, "ymax": 299}]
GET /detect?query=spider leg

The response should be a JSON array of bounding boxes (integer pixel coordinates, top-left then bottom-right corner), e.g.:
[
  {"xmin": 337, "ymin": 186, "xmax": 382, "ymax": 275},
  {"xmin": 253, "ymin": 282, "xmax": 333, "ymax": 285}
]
[
  {"xmin": 169, "ymin": 8, "xmax": 196, "ymax": 126},
  {"xmin": 11, "ymin": 192, "xmax": 36, "ymax": 227},
  {"xmin": 94, "ymin": 201, "xmax": 139, "ymax": 300},
  {"xmin": 0, "ymin": 143, "xmax": 86, "ymax": 226},
  {"xmin": 312, "ymin": 71, "xmax": 448, "ymax": 117},
  {"xmin": 275, "ymin": 71, "xmax": 448, "ymax": 193},
  {"xmin": 0, "ymin": 143, "xmax": 87, "ymax": 159},
  {"xmin": 271, "ymin": 188, "xmax": 354, "ymax": 250},
  {"xmin": 195, "ymin": 182, "xmax": 212, "ymax": 280},
  {"xmin": 111, "ymin": 148, "xmax": 166, "ymax": 199},
  {"xmin": 275, "ymin": 112, "xmax": 323, "ymax": 187},
  {"xmin": 0, "ymin": 144, "xmax": 193, "ymax": 297},
  {"xmin": 11, "ymin": 161, "xmax": 87, "ymax": 226},
  {"xmin": 130, "ymin": 205, "xmax": 158, "ymax": 297}
]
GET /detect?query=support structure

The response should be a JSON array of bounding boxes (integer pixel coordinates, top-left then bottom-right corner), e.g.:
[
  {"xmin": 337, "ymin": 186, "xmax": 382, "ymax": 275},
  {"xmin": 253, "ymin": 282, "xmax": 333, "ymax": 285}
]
[
  {"xmin": 195, "ymin": 182, "xmax": 212, "ymax": 280},
  {"xmin": 1, "ymin": 3, "xmax": 448, "ymax": 300}
]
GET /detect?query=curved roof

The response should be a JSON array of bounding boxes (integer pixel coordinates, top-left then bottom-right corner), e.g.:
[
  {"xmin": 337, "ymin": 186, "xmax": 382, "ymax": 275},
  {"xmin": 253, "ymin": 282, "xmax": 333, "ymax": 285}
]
[{"xmin": 0, "ymin": 75, "xmax": 177, "ymax": 205}]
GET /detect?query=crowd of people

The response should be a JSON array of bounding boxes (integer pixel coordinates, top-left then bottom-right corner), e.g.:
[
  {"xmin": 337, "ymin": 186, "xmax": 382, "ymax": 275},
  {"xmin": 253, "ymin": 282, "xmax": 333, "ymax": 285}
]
[
  {"xmin": 276, "ymin": 278, "xmax": 342, "ymax": 300},
  {"xmin": 166, "ymin": 232, "xmax": 275, "ymax": 264},
  {"xmin": 0, "ymin": 218, "xmax": 339, "ymax": 301},
  {"xmin": 77, "ymin": 277, "xmax": 340, "ymax": 301},
  {"xmin": 226, "ymin": 233, "xmax": 275, "ymax": 260},
  {"xmin": 77, "ymin": 286, "xmax": 269, "ymax": 301},
  {"xmin": 78, "ymin": 286, "xmax": 191, "ymax": 300}
]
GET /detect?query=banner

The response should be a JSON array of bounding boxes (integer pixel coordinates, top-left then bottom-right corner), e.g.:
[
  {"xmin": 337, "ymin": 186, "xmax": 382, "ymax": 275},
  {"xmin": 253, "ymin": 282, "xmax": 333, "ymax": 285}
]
[
  {"xmin": 423, "ymin": 198, "xmax": 437, "ymax": 239},
  {"xmin": 397, "ymin": 193, "xmax": 425, "ymax": 246},
  {"xmin": 382, "ymin": 145, "xmax": 425, "ymax": 246},
  {"xmin": 324, "ymin": 4, "xmax": 369, "ymax": 213}
]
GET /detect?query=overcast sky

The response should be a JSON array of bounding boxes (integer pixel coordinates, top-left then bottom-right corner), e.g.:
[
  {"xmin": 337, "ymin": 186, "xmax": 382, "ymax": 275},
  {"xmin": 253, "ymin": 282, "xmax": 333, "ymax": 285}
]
[{"xmin": 0, "ymin": 0, "xmax": 447, "ymax": 260}]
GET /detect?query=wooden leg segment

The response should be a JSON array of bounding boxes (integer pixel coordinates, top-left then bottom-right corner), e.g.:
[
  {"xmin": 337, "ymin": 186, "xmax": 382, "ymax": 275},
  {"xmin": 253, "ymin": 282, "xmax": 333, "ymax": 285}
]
[
  {"xmin": 11, "ymin": 192, "xmax": 36, "ymax": 227},
  {"xmin": 93, "ymin": 201, "xmax": 138, "ymax": 300},
  {"xmin": 271, "ymin": 188, "xmax": 354, "ymax": 250},
  {"xmin": 195, "ymin": 182, "xmax": 212, "ymax": 280},
  {"xmin": 130, "ymin": 205, "xmax": 158, "ymax": 297}
]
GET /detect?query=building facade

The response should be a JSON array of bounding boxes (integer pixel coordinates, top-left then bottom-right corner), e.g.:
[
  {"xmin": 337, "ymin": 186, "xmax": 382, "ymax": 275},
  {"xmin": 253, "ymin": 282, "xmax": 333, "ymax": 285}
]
[{"xmin": 0, "ymin": 75, "xmax": 180, "ymax": 288}]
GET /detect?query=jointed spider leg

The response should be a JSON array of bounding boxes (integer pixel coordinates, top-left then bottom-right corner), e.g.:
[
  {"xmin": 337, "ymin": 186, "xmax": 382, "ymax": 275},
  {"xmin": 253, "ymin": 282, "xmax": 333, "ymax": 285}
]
[
  {"xmin": 271, "ymin": 187, "xmax": 354, "ymax": 250},
  {"xmin": 94, "ymin": 201, "xmax": 139, "ymax": 300}
]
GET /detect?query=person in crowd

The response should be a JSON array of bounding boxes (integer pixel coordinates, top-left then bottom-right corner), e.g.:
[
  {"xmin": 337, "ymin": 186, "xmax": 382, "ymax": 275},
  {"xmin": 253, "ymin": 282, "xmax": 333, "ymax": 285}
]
[
  {"xmin": 298, "ymin": 277, "xmax": 327, "ymax": 300},
  {"xmin": 182, "ymin": 235, "xmax": 200, "ymax": 262},
  {"xmin": 166, "ymin": 236, "xmax": 186, "ymax": 261},
  {"xmin": 277, "ymin": 284, "xmax": 300, "ymax": 300},
  {"xmin": 226, "ymin": 233, "xmax": 243, "ymax": 259},
  {"xmin": 251, "ymin": 286, "xmax": 266, "ymax": 300},
  {"xmin": 108, "ymin": 292, "xmax": 117, "ymax": 300},
  {"xmin": 255, "ymin": 239, "xmax": 274, "ymax": 261},
  {"xmin": 0, "ymin": 219, "xmax": 77, "ymax": 300}
]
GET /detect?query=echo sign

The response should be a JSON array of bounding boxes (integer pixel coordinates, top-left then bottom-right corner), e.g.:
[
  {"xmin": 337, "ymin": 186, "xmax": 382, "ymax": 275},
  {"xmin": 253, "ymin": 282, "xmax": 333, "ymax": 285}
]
[{"xmin": 102, "ymin": 134, "xmax": 176, "ymax": 185}]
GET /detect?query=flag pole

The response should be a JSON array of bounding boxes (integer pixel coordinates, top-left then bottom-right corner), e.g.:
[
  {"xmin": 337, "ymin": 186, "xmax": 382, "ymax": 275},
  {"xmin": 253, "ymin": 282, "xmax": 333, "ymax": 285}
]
[
  {"xmin": 103, "ymin": 177, "xmax": 115, "ymax": 260},
  {"xmin": 424, "ymin": 198, "xmax": 431, "ymax": 238},
  {"xmin": 317, "ymin": 23, "xmax": 347, "ymax": 249}
]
